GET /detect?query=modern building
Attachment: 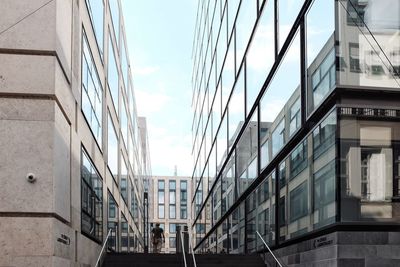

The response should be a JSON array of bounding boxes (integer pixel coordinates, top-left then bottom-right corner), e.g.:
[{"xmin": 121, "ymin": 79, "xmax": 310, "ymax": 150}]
[
  {"xmin": 148, "ymin": 175, "xmax": 193, "ymax": 253},
  {"xmin": 191, "ymin": 0, "xmax": 400, "ymax": 265},
  {"xmin": 0, "ymin": 0, "xmax": 150, "ymax": 266}
]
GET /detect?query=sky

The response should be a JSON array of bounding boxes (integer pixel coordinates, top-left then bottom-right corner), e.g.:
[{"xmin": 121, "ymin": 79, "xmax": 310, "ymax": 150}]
[{"xmin": 121, "ymin": 0, "xmax": 197, "ymax": 177}]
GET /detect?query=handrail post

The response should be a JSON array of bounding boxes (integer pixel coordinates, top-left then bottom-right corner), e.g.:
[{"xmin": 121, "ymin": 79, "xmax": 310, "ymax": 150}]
[
  {"xmin": 255, "ymin": 231, "xmax": 283, "ymax": 267},
  {"xmin": 184, "ymin": 229, "xmax": 197, "ymax": 267},
  {"xmin": 95, "ymin": 229, "xmax": 113, "ymax": 267},
  {"xmin": 179, "ymin": 230, "xmax": 187, "ymax": 267}
]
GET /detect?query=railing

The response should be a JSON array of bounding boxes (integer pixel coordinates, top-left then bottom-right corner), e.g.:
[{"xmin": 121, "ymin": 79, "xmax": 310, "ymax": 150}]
[
  {"xmin": 255, "ymin": 231, "xmax": 283, "ymax": 267},
  {"xmin": 179, "ymin": 230, "xmax": 188, "ymax": 267},
  {"xmin": 95, "ymin": 229, "xmax": 113, "ymax": 267},
  {"xmin": 178, "ymin": 229, "xmax": 197, "ymax": 267}
]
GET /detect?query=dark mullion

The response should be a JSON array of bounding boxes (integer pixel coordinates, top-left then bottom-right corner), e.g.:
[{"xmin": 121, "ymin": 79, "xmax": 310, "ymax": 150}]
[{"xmin": 300, "ymin": 20, "xmax": 307, "ymax": 127}]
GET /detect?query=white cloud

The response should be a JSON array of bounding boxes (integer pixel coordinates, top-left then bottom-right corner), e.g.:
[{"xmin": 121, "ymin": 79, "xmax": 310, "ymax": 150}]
[
  {"xmin": 135, "ymin": 89, "xmax": 171, "ymax": 117},
  {"xmin": 133, "ymin": 66, "xmax": 160, "ymax": 76},
  {"xmin": 260, "ymin": 98, "xmax": 286, "ymax": 122},
  {"xmin": 147, "ymin": 123, "xmax": 193, "ymax": 176}
]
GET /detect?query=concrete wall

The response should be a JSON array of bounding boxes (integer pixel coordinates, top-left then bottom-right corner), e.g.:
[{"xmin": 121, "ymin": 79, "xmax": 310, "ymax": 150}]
[
  {"xmin": 263, "ymin": 231, "xmax": 400, "ymax": 267},
  {"xmin": 0, "ymin": 0, "xmax": 146, "ymax": 265}
]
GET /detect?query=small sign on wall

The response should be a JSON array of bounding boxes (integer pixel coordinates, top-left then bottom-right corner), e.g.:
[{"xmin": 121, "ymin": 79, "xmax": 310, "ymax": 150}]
[{"xmin": 57, "ymin": 234, "xmax": 70, "ymax": 245}]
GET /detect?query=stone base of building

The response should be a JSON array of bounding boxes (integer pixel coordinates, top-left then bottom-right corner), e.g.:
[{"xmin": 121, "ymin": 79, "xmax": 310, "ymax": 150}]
[
  {"xmin": 0, "ymin": 216, "xmax": 100, "ymax": 267},
  {"xmin": 263, "ymin": 231, "xmax": 400, "ymax": 267}
]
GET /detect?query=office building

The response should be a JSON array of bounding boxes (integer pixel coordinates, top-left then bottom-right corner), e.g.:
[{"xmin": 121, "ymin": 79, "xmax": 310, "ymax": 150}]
[
  {"xmin": 191, "ymin": 0, "xmax": 400, "ymax": 265},
  {"xmin": 0, "ymin": 0, "xmax": 150, "ymax": 266},
  {"xmin": 149, "ymin": 175, "xmax": 193, "ymax": 253}
]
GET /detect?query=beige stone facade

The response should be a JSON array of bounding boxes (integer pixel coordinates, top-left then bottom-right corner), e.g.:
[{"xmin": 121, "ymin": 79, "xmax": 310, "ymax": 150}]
[
  {"xmin": 0, "ymin": 0, "xmax": 149, "ymax": 266},
  {"xmin": 149, "ymin": 175, "xmax": 192, "ymax": 253}
]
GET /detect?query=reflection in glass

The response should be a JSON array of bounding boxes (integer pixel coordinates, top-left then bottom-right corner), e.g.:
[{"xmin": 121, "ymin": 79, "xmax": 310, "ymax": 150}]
[
  {"xmin": 246, "ymin": 0, "xmax": 275, "ymax": 115},
  {"xmin": 340, "ymin": 118, "xmax": 400, "ymax": 222},
  {"xmin": 81, "ymin": 149, "xmax": 103, "ymax": 241},
  {"xmin": 217, "ymin": 114, "xmax": 228, "ymax": 173},
  {"xmin": 85, "ymin": 0, "xmax": 104, "ymax": 58},
  {"xmin": 82, "ymin": 32, "xmax": 103, "ymax": 147},
  {"xmin": 109, "ymin": 0, "xmax": 119, "ymax": 43},
  {"xmin": 337, "ymin": 0, "xmax": 400, "ymax": 89},
  {"xmin": 108, "ymin": 192, "xmax": 118, "ymax": 251},
  {"xmin": 120, "ymin": 156, "xmax": 128, "ymax": 203},
  {"xmin": 121, "ymin": 39, "xmax": 129, "ymax": 91},
  {"xmin": 236, "ymin": 111, "xmax": 258, "ymax": 196},
  {"xmin": 107, "ymin": 114, "xmax": 118, "ymax": 179},
  {"xmin": 108, "ymin": 36, "xmax": 119, "ymax": 112},
  {"xmin": 261, "ymin": 31, "xmax": 301, "ymax": 158},
  {"xmin": 121, "ymin": 215, "xmax": 128, "ymax": 252},
  {"xmin": 121, "ymin": 98, "xmax": 128, "ymax": 148},
  {"xmin": 228, "ymin": 68, "xmax": 245, "ymax": 150},
  {"xmin": 235, "ymin": 0, "xmax": 257, "ymax": 69},
  {"xmin": 278, "ymin": 0, "xmax": 304, "ymax": 51}
]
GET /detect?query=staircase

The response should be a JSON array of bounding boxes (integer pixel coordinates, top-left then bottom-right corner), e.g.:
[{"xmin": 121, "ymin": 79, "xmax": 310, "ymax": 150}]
[{"xmin": 102, "ymin": 252, "xmax": 267, "ymax": 267}]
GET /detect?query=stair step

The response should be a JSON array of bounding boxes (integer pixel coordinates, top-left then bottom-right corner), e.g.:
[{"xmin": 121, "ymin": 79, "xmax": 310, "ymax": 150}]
[{"xmin": 102, "ymin": 252, "xmax": 266, "ymax": 267}]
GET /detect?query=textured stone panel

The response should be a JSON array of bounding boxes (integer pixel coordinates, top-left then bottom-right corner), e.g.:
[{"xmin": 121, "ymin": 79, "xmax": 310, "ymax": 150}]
[
  {"xmin": 0, "ymin": 0, "xmax": 56, "ymax": 51},
  {"xmin": 0, "ymin": 54, "xmax": 55, "ymax": 95},
  {"xmin": 0, "ymin": 119, "xmax": 54, "ymax": 213}
]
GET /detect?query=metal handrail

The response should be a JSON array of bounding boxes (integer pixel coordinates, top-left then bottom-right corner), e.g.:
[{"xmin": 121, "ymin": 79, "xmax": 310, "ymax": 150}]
[
  {"xmin": 95, "ymin": 229, "xmax": 113, "ymax": 267},
  {"xmin": 179, "ymin": 230, "xmax": 188, "ymax": 267},
  {"xmin": 255, "ymin": 231, "xmax": 283, "ymax": 267},
  {"xmin": 181, "ymin": 230, "xmax": 197, "ymax": 267}
]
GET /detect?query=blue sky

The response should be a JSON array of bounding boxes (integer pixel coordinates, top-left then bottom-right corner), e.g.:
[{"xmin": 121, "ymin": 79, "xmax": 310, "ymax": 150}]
[{"xmin": 122, "ymin": 0, "xmax": 197, "ymax": 176}]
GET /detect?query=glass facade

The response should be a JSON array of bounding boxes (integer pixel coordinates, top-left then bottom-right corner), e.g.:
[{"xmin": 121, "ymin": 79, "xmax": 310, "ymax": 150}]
[
  {"xmin": 108, "ymin": 35, "xmax": 119, "ymax": 112},
  {"xmin": 81, "ymin": 148, "xmax": 103, "ymax": 241},
  {"xmin": 85, "ymin": 0, "xmax": 104, "ymax": 58},
  {"xmin": 81, "ymin": 30, "xmax": 103, "ymax": 147},
  {"xmin": 191, "ymin": 0, "xmax": 400, "ymax": 254},
  {"xmin": 79, "ymin": 0, "xmax": 149, "ymax": 253}
]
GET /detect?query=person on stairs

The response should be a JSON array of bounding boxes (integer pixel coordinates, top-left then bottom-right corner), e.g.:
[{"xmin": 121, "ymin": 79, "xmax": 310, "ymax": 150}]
[{"xmin": 151, "ymin": 223, "xmax": 165, "ymax": 253}]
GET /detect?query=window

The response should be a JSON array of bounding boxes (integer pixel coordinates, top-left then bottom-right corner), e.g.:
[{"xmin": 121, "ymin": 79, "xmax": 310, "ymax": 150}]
[
  {"xmin": 108, "ymin": 35, "xmax": 119, "ymax": 112},
  {"xmin": 158, "ymin": 205, "xmax": 165, "ymax": 219},
  {"xmin": 81, "ymin": 31, "xmax": 103, "ymax": 147},
  {"xmin": 158, "ymin": 191, "xmax": 164, "ymax": 204},
  {"xmin": 313, "ymin": 111, "xmax": 336, "ymax": 159},
  {"xmin": 180, "ymin": 205, "xmax": 187, "ymax": 219},
  {"xmin": 290, "ymin": 182, "xmax": 308, "ymax": 222},
  {"xmin": 121, "ymin": 214, "xmax": 128, "ymax": 251},
  {"xmin": 169, "ymin": 205, "xmax": 176, "ymax": 219},
  {"xmin": 158, "ymin": 180, "xmax": 165, "ymax": 219},
  {"xmin": 85, "ymin": 0, "xmax": 104, "ymax": 58},
  {"xmin": 169, "ymin": 237, "xmax": 176, "ymax": 248},
  {"xmin": 120, "ymin": 98, "xmax": 128, "ymax": 148},
  {"xmin": 349, "ymin": 43, "xmax": 361, "ymax": 72},
  {"xmin": 120, "ymin": 156, "xmax": 128, "ymax": 203},
  {"xmin": 130, "ymin": 179, "xmax": 135, "ymax": 215},
  {"xmin": 158, "ymin": 180, "xmax": 165, "ymax": 190},
  {"xmin": 279, "ymin": 161, "xmax": 286, "ymax": 189},
  {"xmin": 314, "ymin": 161, "xmax": 335, "ymax": 228},
  {"xmin": 196, "ymin": 223, "xmax": 206, "ymax": 234},
  {"xmin": 169, "ymin": 180, "xmax": 176, "ymax": 219},
  {"xmin": 311, "ymin": 49, "xmax": 335, "ymax": 108},
  {"xmin": 169, "ymin": 223, "xmax": 176, "ymax": 234},
  {"xmin": 278, "ymin": 196, "xmax": 286, "ymax": 227},
  {"xmin": 81, "ymin": 149, "xmax": 103, "ymax": 241},
  {"xmin": 121, "ymin": 39, "xmax": 129, "ymax": 90},
  {"xmin": 180, "ymin": 181, "xmax": 188, "ymax": 219},
  {"xmin": 257, "ymin": 179, "xmax": 269, "ymax": 204},
  {"xmin": 107, "ymin": 113, "xmax": 118, "ymax": 179},
  {"xmin": 272, "ymin": 119, "xmax": 285, "ymax": 156},
  {"xmin": 261, "ymin": 139, "xmax": 270, "ymax": 170},
  {"xmin": 108, "ymin": 0, "xmax": 119, "ymax": 43},
  {"xmin": 290, "ymin": 140, "xmax": 308, "ymax": 179},
  {"xmin": 289, "ymin": 97, "xmax": 301, "ymax": 137},
  {"xmin": 107, "ymin": 192, "xmax": 118, "ymax": 251}
]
